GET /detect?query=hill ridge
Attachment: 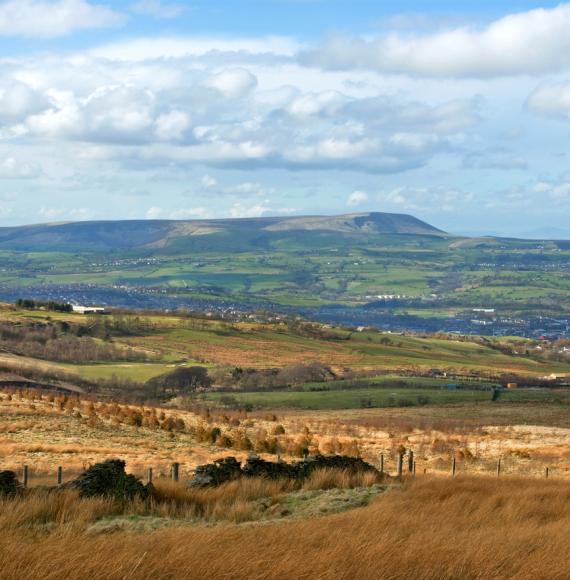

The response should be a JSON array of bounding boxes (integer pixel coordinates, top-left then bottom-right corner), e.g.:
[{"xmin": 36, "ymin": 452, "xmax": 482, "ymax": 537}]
[{"xmin": 0, "ymin": 211, "xmax": 445, "ymax": 252}]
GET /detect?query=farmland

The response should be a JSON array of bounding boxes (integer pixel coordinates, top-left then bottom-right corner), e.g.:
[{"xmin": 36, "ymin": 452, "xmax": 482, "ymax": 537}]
[
  {"xmin": 0, "ymin": 306, "xmax": 568, "ymax": 395},
  {"xmin": 0, "ymin": 214, "xmax": 569, "ymax": 319}
]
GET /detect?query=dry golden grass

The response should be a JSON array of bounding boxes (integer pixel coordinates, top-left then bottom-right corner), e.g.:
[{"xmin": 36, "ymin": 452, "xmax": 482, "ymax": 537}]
[
  {"xmin": 2, "ymin": 390, "xmax": 570, "ymax": 481},
  {"xmin": 1, "ymin": 475, "xmax": 569, "ymax": 579}
]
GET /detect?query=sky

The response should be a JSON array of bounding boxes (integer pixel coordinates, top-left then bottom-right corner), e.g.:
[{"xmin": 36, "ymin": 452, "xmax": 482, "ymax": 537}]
[{"xmin": 0, "ymin": 1, "xmax": 569, "ymax": 237}]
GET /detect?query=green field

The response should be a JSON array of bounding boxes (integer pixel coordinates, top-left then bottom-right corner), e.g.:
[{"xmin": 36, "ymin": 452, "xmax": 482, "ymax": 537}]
[
  {"xmin": 197, "ymin": 386, "xmax": 570, "ymax": 410},
  {"xmin": 197, "ymin": 388, "xmax": 490, "ymax": 410},
  {"xmin": 197, "ymin": 388, "xmax": 570, "ymax": 412},
  {"xmin": 0, "ymin": 214, "xmax": 568, "ymax": 315}
]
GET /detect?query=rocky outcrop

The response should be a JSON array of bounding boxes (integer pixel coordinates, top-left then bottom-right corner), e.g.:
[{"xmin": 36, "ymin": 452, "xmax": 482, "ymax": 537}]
[
  {"xmin": 189, "ymin": 454, "xmax": 379, "ymax": 487},
  {"xmin": 0, "ymin": 470, "xmax": 21, "ymax": 496},
  {"xmin": 189, "ymin": 457, "xmax": 243, "ymax": 487},
  {"xmin": 67, "ymin": 459, "xmax": 151, "ymax": 500},
  {"xmin": 241, "ymin": 456, "xmax": 297, "ymax": 479},
  {"xmin": 293, "ymin": 455, "xmax": 379, "ymax": 479}
]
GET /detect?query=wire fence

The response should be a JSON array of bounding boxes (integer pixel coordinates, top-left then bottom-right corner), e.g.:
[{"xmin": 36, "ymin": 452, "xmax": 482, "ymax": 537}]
[{"xmin": 13, "ymin": 453, "xmax": 568, "ymax": 489}]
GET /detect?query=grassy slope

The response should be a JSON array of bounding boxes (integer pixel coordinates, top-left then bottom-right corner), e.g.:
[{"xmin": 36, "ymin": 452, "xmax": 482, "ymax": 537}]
[{"xmin": 0, "ymin": 308, "xmax": 568, "ymax": 387}]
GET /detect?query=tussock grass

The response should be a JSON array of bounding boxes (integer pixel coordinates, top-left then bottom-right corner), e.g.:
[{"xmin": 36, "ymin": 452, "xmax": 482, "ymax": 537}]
[
  {"xmin": 301, "ymin": 467, "xmax": 380, "ymax": 491},
  {"xmin": 1, "ymin": 476, "xmax": 569, "ymax": 579},
  {"xmin": 0, "ymin": 489, "xmax": 114, "ymax": 531},
  {"xmin": 0, "ymin": 468, "xmax": 375, "ymax": 530}
]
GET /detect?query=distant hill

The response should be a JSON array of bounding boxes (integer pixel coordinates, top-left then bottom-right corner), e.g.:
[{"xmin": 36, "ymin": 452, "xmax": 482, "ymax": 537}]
[
  {"xmin": 1, "ymin": 211, "xmax": 568, "ymax": 317},
  {"xmin": 0, "ymin": 212, "xmax": 445, "ymax": 253}
]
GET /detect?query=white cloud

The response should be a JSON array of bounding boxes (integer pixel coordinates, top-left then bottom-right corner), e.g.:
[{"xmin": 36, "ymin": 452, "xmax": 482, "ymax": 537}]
[
  {"xmin": 231, "ymin": 182, "xmax": 266, "ymax": 195},
  {"xmin": 382, "ymin": 186, "xmax": 473, "ymax": 213},
  {"xmin": 170, "ymin": 207, "xmax": 210, "ymax": 219},
  {"xmin": 286, "ymin": 90, "xmax": 344, "ymax": 117},
  {"xmin": 531, "ymin": 178, "xmax": 570, "ymax": 201},
  {"xmin": 526, "ymin": 82, "xmax": 570, "ymax": 119},
  {"xmin": 229, "ymin": 202, "xmax": 269, "ymax": 218},
  {"xmin": 27, "ymin": 85, "xmax": 155, "ymax": 143},
  {"xmin": 38, "ymin": 206, "xmax": 95, "ymax": 220},
  {"xmin": 347, "ymin": 190, "xmax": 368, "ymax": 207},
  {"xmin": 130, "ymin": 0, "xmax": 184, "ymax": 19},
  {"xmin": 91, "ymin": 36, "xmax": 300, "ymax": 61},
  {"xmin": 0, "ymin": 157, "xmax": 41, "ymax": 178},
  {"xmin": 204, "ymin": 68, "xmax": 257, "ymax": 98},
  {"xmin": 0, "ymin": 82, "xmax": 48, "ymax": 123},
  {"xmin": 154, "ymin": 110, "xmax": 191, "ymax": 141},
  {"xmin": 0, "ymin": 0, "xmax": 123, "ymax": 38},
  {"xmin": 302, "ymin": 4, "xmax": 570, "ymax": 77},
  {"xmin": 200, "ymin": 175, "xmax": 217, "ymax": 188},
  {"xmin": 146, "ymin": 206, "xmax": 163, "ymax": 218}
]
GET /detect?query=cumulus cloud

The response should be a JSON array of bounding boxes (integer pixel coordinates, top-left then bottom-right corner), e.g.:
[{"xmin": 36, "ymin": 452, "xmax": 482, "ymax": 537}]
[
  {"xmin": 0, "ymin": 82, "xmax": 49, "ymax": 123},
  {"xmin": 301, "ymin": 3, "xmax": 570, "ymax": 77},
  {"xmin": 526, "ymin": 82, "xmax": 570, "ymax": 119},
  {"xmin": 229, "ymin": 202, "xmax": 269, "ymax": 218},
  {"xmin": 286, "ymin": 90, "xmax": 344, "ymax": 117},
  {"xmin": 0, "ymin": 47, "xmax": 483, "ymax": 176},
  {"xmin": 154, "ymin": 110, "xmax": 191, "ymax": 141},
  {"xmin": 347, "ymin": 190, "xmax": 368, "ymax": 207},
  {"xmin": 27, "ymin": 85, "xmax": 155, "ymax": 143},
  {"xmin": 203, "ymin": 68, "xmax": 258, "ymax": 98},
  {"xmin": 0, "ymin": 0, "xmax": 123, "ymax": 38}
]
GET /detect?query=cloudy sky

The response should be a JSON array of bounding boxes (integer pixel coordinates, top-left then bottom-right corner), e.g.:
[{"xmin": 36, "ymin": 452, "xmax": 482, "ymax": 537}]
[{"xmin": 0, "ymin": 0, "xmax": 569, "ymax": 236}]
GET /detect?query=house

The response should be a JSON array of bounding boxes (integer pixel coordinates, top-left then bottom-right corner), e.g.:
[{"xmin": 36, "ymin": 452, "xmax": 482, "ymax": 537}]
[{"xmin": 71, "ymin": 305, "xmax": 106, "ymax": 315}]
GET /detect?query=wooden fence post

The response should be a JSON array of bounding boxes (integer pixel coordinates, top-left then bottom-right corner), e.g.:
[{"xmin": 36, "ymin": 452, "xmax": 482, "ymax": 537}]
[
  {"xmin": 451, "ymin": 457, "xmax": 456, "ymax": 477},
  {"xmin": 22, "ymin": 465, "xmax": 28, "ymax": 488},
  {"xmin": 496, "ymin": 458, "xmax": 501, "ymax": 477},
  {"xmin": 171, "ymin": 462, "xmax": 179, "ymax": 482},
  {"xmin": 408, "ymin": 451, "xmax": 414, "ymax": 474},
  {"xmin": 147, "ymin": 468, "xmax": 153, "ymax": 485},
  {"xmin": 397, "ymin": 452, "xmax": 403, "ymax": 480},
  {"xmin": 57, "ymin": 466, "xmax": 63, "ymax": 486},
  {"xmin": 379, "ymin": 454, "xmax": 384, "ymax": 476}
]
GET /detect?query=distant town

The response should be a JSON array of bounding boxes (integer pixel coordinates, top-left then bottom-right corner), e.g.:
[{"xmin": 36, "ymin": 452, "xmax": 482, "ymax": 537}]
[{"xmin": 1, "ymin": 283, "xmax": 568, "ymax": 341}]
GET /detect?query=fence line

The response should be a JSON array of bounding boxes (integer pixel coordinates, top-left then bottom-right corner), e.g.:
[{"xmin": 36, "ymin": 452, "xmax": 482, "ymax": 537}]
[{"xmin": 14, "ymin": 455, "xmax": 565, "ymax": 488}]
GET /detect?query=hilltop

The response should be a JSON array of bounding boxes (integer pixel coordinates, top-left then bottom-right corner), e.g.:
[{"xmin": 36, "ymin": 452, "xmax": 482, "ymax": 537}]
[{"xmin": 0, "ymin": 212, "xmax": 444, "ymax": 253}]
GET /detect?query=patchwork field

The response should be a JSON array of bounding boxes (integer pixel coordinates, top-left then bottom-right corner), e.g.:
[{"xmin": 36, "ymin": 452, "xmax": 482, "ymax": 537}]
[{"xmin": 1, "ymin": 306, "xmax": 568, "ymax": 392}]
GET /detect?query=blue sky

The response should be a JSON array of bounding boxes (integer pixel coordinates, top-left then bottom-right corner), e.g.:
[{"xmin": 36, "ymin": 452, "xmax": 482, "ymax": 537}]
[{"xmin": 0, "ymin": 0, "xmax": 569, "ymax": 236}]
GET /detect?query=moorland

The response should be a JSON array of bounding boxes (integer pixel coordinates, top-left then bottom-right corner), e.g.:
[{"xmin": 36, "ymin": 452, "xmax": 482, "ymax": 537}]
[{"xmin": 1, "ymin": 300, "xmax": 570, "ymax": 579}]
